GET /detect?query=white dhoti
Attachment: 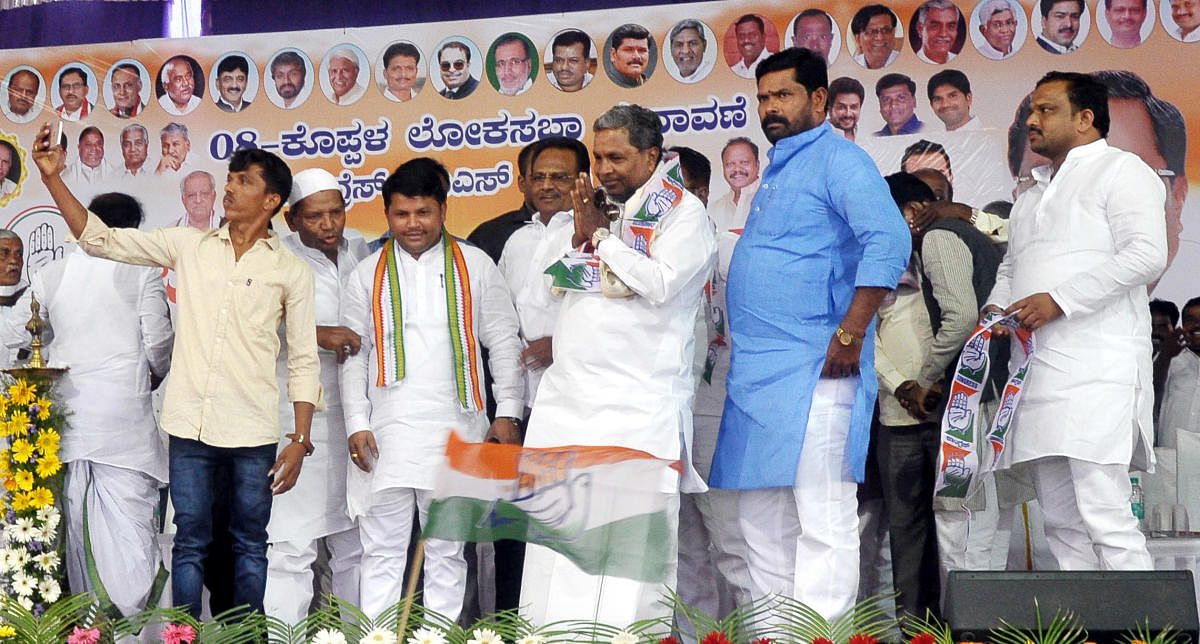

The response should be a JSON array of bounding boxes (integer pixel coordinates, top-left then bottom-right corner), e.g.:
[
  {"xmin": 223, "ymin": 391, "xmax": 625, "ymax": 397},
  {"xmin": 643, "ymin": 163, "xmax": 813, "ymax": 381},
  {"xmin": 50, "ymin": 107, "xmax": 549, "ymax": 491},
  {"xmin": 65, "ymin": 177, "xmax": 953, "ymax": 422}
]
[
  {"xmin": 520, "ymin": 493, "xmax": 680, "ymax": 626},
  {"xmin": 1030, "ymin": 456, "xmax": 1152, "ymax": 570},
  {"xmin": 264, "ymin": 527, "xmax": 362, "ymax": 625},
  {"xmin": 63, "ymin": 460, "xmax": 164, "ymax": 618},
  {"xmin": 358, "ymin": 487, "xmax": 466, "ymax": 621},
  {"xmin": 735, "ymin": 378, "xmax": 859, "ymax": 621}
]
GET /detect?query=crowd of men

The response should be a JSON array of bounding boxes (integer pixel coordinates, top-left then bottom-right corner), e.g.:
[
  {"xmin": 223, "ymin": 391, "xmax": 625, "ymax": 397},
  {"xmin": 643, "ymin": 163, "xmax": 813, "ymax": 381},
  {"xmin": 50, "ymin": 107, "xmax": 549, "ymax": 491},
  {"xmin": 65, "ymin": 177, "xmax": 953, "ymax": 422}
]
[{"xmin": 0, "ymin": 40, "xmax": 1186, "ymax": 635}]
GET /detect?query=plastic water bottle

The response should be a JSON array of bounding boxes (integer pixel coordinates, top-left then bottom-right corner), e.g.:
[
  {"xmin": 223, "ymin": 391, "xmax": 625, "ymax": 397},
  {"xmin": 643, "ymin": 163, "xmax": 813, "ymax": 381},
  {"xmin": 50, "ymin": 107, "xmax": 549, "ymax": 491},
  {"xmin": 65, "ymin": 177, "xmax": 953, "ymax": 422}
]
[{"xmin": 1130, "ymin": 476, "xmax": 1145, "ymax": 531}]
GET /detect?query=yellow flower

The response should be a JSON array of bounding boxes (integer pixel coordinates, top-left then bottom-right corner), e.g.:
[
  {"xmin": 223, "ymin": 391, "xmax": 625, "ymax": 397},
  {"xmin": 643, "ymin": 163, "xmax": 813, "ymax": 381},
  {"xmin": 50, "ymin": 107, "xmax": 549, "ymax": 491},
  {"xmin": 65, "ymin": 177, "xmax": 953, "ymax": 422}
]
[
  {"xmin": 7, "ymin": 380, "xmax": 36, "ymax": 406},
  {"xmin": 0, "ymin": 394, "xmax": 8, "ymax": 416},
  {"xmin": 28, "ymin": 487, "xmax": 53, "ymax": 509},
  {"xmin": 2, "ymin": 477, "xmax": 17, "ymax": 493},
  {"xmin": 10, "ymin": 491, "xmax": 30, "ymax": 511},
  {"xmin": 35, "ymin": 429, "xmax": 59, "ymax": 455},
  {"xmin": 0, "ymin": 623, "xmax": 15, "ymax": 637},
  {"xmin": 8, "ymin": 410, "xmax": 30, "ymax": 431},
  {"xmin": 12, "ymin": 470, "xmax": 32, "ymax": 492},
  {"xmin": 10, "ymin": 439, "xmax": 34, "ymax": 463},
  {"xmin": 34, "ymin": 455, "xmax": 60, "ymax": 478},
  {"xmin": 33, "ymin": 397, "xmax": 51, "ymax": 421}
]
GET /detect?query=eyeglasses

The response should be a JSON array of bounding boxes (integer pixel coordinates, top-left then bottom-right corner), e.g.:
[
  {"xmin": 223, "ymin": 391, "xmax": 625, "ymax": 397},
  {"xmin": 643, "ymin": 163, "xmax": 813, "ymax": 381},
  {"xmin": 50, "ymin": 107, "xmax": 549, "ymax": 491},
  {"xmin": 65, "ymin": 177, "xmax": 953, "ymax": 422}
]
[
  {"xmin": 60, "ymin": 82, "xmax": 86, "ymax": 91},
  {"xmin": 440, "ymin": 60, "xmax": 467, "ymax": 71},
  {"xmin": 862, "ymin": 27, "xmax": 894, "ymax": 37},
  {"xmin": 495, "ymin": 57, "xmax": 529, "ymax": 70},
  {"xmin": 529, "ymin": 172, "xmax": 574, "ymax": 185}
]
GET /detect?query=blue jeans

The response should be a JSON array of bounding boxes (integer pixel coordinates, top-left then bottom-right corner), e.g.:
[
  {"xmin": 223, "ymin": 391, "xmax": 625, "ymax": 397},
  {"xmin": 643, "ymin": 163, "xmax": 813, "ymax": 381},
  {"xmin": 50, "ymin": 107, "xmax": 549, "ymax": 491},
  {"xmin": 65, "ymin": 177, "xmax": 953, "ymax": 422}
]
[{"xmin": 169, "ymin": 436, "xmax": 275, "ymax": 619}]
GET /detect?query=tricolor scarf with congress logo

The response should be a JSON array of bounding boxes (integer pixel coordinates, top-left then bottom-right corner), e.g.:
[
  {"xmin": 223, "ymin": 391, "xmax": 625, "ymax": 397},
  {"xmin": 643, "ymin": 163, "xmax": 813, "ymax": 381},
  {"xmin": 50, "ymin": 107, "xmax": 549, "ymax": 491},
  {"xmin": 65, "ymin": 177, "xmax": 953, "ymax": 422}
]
[
  {"xmin": 371, "ymin": 233, "xmax": 484, "ymax": 411},
  {"xmin": 544, "ymin": 152, "xmax": 686, "ymax": 293},
  {"xmin": 935, "ymin": 311, "xmax": 1036, "ymax": 503}
]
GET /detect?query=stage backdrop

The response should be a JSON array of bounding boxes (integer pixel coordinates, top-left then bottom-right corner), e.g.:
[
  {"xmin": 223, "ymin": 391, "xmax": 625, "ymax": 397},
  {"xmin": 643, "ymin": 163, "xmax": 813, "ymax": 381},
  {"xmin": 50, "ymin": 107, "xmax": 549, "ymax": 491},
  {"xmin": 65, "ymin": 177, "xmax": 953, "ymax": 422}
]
[{"xmin": 0, "ymin": 0, "xmax": 1195, "ymax": 305}]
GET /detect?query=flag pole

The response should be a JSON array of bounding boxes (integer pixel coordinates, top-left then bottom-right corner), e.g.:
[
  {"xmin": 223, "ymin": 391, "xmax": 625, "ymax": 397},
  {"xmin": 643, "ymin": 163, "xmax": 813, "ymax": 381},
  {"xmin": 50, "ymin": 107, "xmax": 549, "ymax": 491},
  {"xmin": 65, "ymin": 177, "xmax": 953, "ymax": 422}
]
[{"xmin": 396, "ymin": 538, "xmax": 426, "ymax": 639}]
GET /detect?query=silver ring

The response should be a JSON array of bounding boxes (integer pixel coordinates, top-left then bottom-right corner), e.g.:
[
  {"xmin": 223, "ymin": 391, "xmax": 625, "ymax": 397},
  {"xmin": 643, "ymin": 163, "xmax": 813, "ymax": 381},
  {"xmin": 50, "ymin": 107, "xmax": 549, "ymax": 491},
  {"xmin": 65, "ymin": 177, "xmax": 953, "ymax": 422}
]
[{"xmin": 341, "ymin": 344, "xmax": 352, "ymax": 353}]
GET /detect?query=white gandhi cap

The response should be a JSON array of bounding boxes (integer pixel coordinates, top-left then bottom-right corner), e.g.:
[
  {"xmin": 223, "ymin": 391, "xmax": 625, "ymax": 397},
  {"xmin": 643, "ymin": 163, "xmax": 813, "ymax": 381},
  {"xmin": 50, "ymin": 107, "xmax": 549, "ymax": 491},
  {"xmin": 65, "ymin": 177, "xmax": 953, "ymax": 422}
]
[{"xmin": 288, "ymin": 168, "xmax": 341, "ymax": 207}]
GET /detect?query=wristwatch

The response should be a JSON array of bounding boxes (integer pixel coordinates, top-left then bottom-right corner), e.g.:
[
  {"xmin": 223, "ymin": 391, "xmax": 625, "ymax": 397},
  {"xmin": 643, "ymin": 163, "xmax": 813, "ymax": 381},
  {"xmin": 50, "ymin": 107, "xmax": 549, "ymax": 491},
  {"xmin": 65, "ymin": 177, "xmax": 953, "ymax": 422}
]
[
  {"xmin": 835, "ymin": 327, "xmax": 860, "ymax": 347},
  {"xmin": 591, "ymin": 227, "xmax": 611, "ymax": 247}
]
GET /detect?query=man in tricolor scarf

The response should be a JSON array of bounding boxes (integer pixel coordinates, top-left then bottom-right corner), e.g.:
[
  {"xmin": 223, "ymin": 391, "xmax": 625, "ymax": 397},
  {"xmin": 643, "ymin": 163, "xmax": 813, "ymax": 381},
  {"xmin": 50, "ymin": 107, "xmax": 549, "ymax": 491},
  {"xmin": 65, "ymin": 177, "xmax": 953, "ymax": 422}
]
[
  {"xmin": 340, "ymin": 158, "xmax": 523, "ymax": 621},
  {"xmin": 709, "ymin": 47, "xmax": 910, "ymax": 621},
  {"xmin": 983, "ymin": 71, "xmax": 1164, "ymax": 570},
  {"xmin": 522, "ymin": 104, "xmax": 717, "ymax": 624},
  {"xmin": 263, "ymin": 169, "xmax": 370, "ymax": 624}
]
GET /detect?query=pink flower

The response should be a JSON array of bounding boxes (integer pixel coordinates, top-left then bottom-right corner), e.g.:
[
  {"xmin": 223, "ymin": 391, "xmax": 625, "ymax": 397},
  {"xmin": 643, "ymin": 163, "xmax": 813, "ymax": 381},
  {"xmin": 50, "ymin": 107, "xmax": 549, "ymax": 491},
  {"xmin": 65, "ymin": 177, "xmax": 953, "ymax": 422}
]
[
  {"xmin": 68, "ymin": 626, "xmax": 101, "ymax": 644},
  {"xmin": 161, "ymin": 623, "xmax": 197, "ymax": 644}
]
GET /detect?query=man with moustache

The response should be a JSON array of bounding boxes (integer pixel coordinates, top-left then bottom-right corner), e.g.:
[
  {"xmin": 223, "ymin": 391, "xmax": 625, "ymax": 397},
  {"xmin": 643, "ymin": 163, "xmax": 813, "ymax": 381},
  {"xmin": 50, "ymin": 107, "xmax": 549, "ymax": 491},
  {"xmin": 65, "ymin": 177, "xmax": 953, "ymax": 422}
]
[
  {"xmin": 1104, "ymin": 0, "xmax": 1149, "ymax": 47},
  {"xmin": 608, "ymin": 24, "xmax": 653, "ymax": 87},
  {"xmin": 986, "ymin": 71, "xmax": 1163, "ymax": 571},
  {"xmin": 709, "ymin": 47, "xmax": 909, "ymax": 621},
  {"xmin": 829, "ymin": 77, "xmax": 865, "ymax": 141},
  {"xmin": 493, "ymin": 34, "xmax": 534, "ymax": 97},
  {"xmin": 32, "ymin": 128, "xmax": 320, "ymax": 619},
  {"xmin": 520, "ymin": 104, "xmax": 716, "ymax": 624},
  {"xmin": 119, "ymin": 124, "xmax": 150, "ymax": 178},
  {"xmin": 215, "ymin": 56, "xmax": 252, "ymax": 112},
  {"xmin": 928, "ymin": 69, "xmax": 980, "ymax": 130},
  {"xmin": 731, "ymin": 14, "xmax": 771, "ymax": 79},
  {"xmin": 1170, "ymin": 0, "xmax": 1200, "ymax": 40},
  {"xmin": 670, "ymin": 20, "xmax": 714, "ymax": 83},
  {"xmin": 264, "ymin": 169, "xmax": 369, "ymax": 624},
  {"xmin": 852, "ymin": 5, "xmax": 901, "ymax": 69},
  {"xmin": 1036, "ymin": 0, "xmax": 1085, "ymax": 53},
  {"xmin": 65, "ymin": 126, "xmax": 115, "ymax": 186},
  {"xmin": 915, "ymin": 0, "xmax": 962, "ymax": 64},
  {"xmin": 5, "ymin": 69, "xmax": 40, "ymax": 124},
  {"xmin": 156, "ymin": 122, "xmax": 192, "ymax": 175},
  {"xmin": 158, "ymin": 56, "xmax": 200, "ymax": 116},
  {"xmin": 548, "ymin": 30, "xmax": 593, "ymax": 92},
  {"xmin": 793, "ymin": 10, "xmax": 836, "ymax": 63},
  {"xmin": 875, "ymin": 73, "xmax": 925, "ymax": 136},
  {"xmin": 0, "ymin": 231, "xmax": 31, "ymax": 367},
  {"xmin": 0, "ymin": 145, "xmax": 17, "ymax": 198},
  {"xmin": 110, "ymin": 63, "xmax": 145, "ymax": 118},
  {"xmin": 56, "ymin": 67, "xmax": 92, "ymax": 120},
  {"xmin": 327, "ymin": 48, "xmax": 366, "ymax": 105},
  {"xmin": 178, "ymin": 171, "xmax": 220, "ymax": 230},
  {"xmin": 709, "ymin": 137, "xmax": 760, "ymax": 237},
  {"xmin": 271, "ymin": 52, "xmax": 307, "ymax": 109},
  {"xmin": 438, "ymin": 41, "xmax": 478, "ymax": 99},
  {"xmin": 977, "ymin": 0, "xmax": 1021, "ymax": 58},
  {"xmin": 381, "ymin": 43, "xmax": 420, "ymax": 102}
]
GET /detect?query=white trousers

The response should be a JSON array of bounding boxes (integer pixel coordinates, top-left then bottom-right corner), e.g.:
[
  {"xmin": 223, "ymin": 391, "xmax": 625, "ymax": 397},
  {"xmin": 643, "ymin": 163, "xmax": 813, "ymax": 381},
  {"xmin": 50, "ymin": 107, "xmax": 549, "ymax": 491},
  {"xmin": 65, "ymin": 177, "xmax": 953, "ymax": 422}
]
[
  {"xmin": 264, "ymin": 527, "xmax": 363, "ymax": 625},
  {"xmin": 63, "ymin": 460, "xmax": 163, "ymax": 618},
  {"xmin": 358, "ymin": 487, "xmax": 466, "ymax": 621},
  {"xmin": 936, "ymin": 471, "xmax": 1015, "ymax": 580},
  {"xmin": 676, "ymin": 488, "xmax": 748, "ymax": 637},
  {"xmin": 1030, "ymin": 456, "xmax": 1152, "ymax": 570},
  {"xmin": 736, "ymin": 378, "xmax": 859, "ymax": 621},
  {"xmin": 520, "ymin": 494, "xmax": 680, "ymax": 626}
]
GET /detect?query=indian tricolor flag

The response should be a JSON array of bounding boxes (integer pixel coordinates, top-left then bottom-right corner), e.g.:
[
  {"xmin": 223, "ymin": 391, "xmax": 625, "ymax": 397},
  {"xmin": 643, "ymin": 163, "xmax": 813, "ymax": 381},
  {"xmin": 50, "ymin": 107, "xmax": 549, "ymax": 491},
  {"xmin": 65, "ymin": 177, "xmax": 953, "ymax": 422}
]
[{"xmin": 423, "ymin": 432, "xmax": 680, "ymax": 583}]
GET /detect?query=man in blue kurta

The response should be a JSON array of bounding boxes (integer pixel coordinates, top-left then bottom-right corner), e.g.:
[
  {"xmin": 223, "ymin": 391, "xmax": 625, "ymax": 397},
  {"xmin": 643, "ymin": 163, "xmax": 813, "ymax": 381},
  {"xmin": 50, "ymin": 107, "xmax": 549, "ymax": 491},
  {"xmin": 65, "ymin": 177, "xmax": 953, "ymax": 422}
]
[{"xmin": 709, "ymin": 47, "xmax": 910, "ymax": 621}]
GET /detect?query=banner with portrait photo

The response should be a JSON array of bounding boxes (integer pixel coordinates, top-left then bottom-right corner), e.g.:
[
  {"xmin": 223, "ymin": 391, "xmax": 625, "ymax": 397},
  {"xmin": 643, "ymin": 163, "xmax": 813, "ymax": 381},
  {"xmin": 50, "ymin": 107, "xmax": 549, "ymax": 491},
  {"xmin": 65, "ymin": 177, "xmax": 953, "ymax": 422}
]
[{"xmin": 0, "ymin": 0, "xmax": 1194, "ymax": 304}]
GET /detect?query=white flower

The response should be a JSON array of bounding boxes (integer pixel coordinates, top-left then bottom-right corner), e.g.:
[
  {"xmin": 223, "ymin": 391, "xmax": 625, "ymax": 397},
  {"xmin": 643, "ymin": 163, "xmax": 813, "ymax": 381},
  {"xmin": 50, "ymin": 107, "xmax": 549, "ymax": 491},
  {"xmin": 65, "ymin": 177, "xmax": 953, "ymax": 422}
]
[
  {"xmin": 4, "ymin": 549, "xmax": 29, "ymax": 572},
  {"xmin": 11, "ymin": 572, "xmax": 35, "ymax": 596},
  {"xmin": 31, "ymin": 525, "xmax": 55, "ymax": 542},
  {"xmin": 32, "ymin": 552, "xmax": 58, "ymax": 572},
  {"xmin": 37, "ymin": 578, "xmax": 59, "ymax": 602},
  {"xmin": 467, "ymin": 628, "xmax": 503, "ymax": 644},
  {"xmin": 407, "ymin": 627, "xmax": 448, "ymax": 644},
  {"xmin": 16, "ymin": 596, "xmax": 32, "ymax": 611},
  {"xmin": 359, "ymin": 628, "xmax": 398, "ymax": 644},
  {"xmin": 516, "ymin": 636, "xmax": 546, "ymax": 644},
  {"xmin": 38, "ymin": 508, "xmax": 60, "ymax": 532},
  {"xmin": 5, "ymin": 518, "xmax": 36, "ymax": 544},
  {"xmin": 311, "ymin": 628, "xmax": 348, "ymax": 644},
  {"xmin": 610, "ymin": 631, "xmax": 638, "ymax": 644}
]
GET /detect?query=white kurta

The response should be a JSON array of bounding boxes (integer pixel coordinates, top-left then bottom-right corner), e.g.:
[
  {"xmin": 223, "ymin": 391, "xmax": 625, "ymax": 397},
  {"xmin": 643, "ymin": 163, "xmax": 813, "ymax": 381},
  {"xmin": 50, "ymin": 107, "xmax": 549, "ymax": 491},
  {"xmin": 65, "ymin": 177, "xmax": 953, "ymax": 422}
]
[
  {"xmin": 521, "ymin": 180, "xmax": 717, "ymax": 625},
  {"xmin": 497, "ymin": 211, "xmax": 573, "ymax": 407},
  {"xmin": 1159, "ymin": 350, "xmax": 1200, "ymax": 449},
  {"xmin": 266, "ymin": 231, "xmax": 369, "ymax": 544},
  {"xmin": 340, "ymin": 237, "xmax": 523, "ymax": 517},
  {"xmin": 986, "ymin": 139, "xmax": 1167, "ymax": 469},
  {"xmin": 0, "ymin": 280, "xmax": 31, "ymax": 368},
  {"xmin": 32, "ymin": 246, "xmax": 173, "ymax": 480}
]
